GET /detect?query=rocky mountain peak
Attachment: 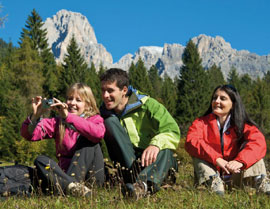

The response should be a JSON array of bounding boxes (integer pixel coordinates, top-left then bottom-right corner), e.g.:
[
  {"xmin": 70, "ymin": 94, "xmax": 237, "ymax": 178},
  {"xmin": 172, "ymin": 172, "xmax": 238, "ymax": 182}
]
[
  {"xmin": 43, "ymin": 9, "xmax": 112, "ymax": 67},
  {"xmin": 43, "ymin": 10, "xmax": 270, "ymax": 80}
]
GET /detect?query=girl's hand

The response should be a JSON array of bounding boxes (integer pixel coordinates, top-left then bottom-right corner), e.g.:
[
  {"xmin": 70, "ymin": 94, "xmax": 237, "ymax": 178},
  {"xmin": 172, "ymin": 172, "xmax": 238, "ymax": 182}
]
[
  {"xmin": 50, "ymin": 98, "xmax": 69, "ymax": 119},
  {"xmin": 31, "ymin": 96, "xmax": 45, "ymax": 121},
  {"xmin": 225, "ymin": 160, "xmax": 243, "ymax": 174},
  {"xmin": 216, "ymin": 158, "xmax": 230, "ymax": 174}
]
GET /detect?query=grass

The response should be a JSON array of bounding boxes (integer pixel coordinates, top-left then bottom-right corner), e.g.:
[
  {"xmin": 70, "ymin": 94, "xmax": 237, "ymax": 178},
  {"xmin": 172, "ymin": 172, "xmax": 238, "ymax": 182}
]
[{"xmin": 1, "ymin": 140, "xmax": 270, "ymax": 208}]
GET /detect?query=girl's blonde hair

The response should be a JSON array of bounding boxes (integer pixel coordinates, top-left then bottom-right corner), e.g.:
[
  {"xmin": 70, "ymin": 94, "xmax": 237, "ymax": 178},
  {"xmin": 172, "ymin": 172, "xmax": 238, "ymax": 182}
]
[{"xmin": 58, "ymin": 83, "xmax": 99, "ymax": 148}]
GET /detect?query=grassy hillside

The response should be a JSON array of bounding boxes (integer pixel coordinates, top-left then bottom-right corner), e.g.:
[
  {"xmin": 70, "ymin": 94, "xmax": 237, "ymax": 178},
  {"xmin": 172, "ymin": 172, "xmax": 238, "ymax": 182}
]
[{"xmin": 1, "ymin": 139, "xmax": 270, "ymax": 208}]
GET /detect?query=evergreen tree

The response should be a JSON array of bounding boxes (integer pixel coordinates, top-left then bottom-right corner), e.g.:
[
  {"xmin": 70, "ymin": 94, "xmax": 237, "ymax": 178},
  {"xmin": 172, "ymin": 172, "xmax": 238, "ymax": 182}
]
[
  {"xmin": 129, "ymin": 58, "xmax": 153, "ymax": 94},
  {"xmin": 20, "ymin": 9, "xmax": 48, "ymax": 51},
  {"xmin": 249, "ymin": 78, "xmax": 270, "ymax": 134},
  {"xmin": 85, "ymin": 62, "xmax": 102, "ymax": 106},
  {"xmin": 148, "ymin": 65, "xmax": 162, "ymax": 100},
  {"xmin": 20, "ymin": 9, "xmax": 58, "ymax": 97},
  {"xmin": 227, "ymin": 67, "xmax": 241, "ymax": 90},
  {"xmin": 0, "ymin": 90, "xmax": 26, "ymax": 160},
  {"xmin": 161, "ymin": 74, "xmax": 177, "ymax": 116},
  {"xmin": 12, "ymin": 36, "xmax": 44, "ymax": 98},
  {"xmin": 0, "ymin": 36, "xmax": 44, "ymax": 160},
  {"xmin": 207, "ymin": 64, "xmax": 225, "ymax": 89},
  {"xmin": 238, "ymin": 73, "xmax": 254, "ymax": 112},
  {"xmin": 60, "ymin": 35, "xmax": 88, "ymax": 98},
  {"xmin": 98, "ymin": 63, "xmax": 106, "ymax": 76},
  {"xmin": 176, "ymin": 40, "xmax": 210, "ymax": 134}
]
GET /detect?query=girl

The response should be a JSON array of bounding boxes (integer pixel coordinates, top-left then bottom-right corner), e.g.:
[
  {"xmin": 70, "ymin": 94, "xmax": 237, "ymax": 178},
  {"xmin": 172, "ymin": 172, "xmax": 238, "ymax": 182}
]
[
  {"xmin": 21, "ymin": 83, "xmax": 105, "ymax": 196},
  {"xmin": 185, "ymin": 85, "xmax": 270, "ymax": 195}
]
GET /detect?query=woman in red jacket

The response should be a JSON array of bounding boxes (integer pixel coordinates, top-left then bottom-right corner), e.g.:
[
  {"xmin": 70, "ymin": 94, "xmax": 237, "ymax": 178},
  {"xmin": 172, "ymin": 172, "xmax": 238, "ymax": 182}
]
[{"xmin": 185, "ymin": 84, "xmax": 270, "ymax": 195}]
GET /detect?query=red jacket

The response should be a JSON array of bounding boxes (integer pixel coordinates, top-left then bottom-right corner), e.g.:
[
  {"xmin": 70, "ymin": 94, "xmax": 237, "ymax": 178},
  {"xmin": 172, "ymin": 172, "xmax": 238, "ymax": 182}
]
[{"xmin": 185, "ymin": 113, "xmax": 266, "ymax": 170}]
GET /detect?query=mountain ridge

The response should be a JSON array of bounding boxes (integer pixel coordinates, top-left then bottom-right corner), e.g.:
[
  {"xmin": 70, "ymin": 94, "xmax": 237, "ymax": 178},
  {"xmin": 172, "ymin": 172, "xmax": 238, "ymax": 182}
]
[{"xmin": 42, "ymin": 9, "xmax": 270, "ymax": 79}]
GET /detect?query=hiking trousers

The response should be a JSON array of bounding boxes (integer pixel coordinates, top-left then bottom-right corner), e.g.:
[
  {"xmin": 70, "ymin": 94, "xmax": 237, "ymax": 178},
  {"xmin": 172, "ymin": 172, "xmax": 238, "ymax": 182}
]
[
  {"xmin": 34, "ymin": 140, "xmax": 104, "ymax": 194},
  {"xmin": 104, "ymin": 115, "xmax": 178, "ymax": 192}
]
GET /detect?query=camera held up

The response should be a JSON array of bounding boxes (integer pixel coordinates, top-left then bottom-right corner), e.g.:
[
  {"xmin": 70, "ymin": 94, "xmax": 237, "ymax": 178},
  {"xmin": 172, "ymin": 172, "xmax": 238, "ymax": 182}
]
[{"xmin": 42, "ymin": 99, "xmax": 54, "ymax": 109}]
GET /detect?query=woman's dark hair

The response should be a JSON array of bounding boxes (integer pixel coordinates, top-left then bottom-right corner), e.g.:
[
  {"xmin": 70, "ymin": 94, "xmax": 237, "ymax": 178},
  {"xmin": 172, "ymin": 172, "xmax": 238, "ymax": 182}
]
[{"xmin": 204, "ymin": 84, "xmax": 257, "ymax": 139}]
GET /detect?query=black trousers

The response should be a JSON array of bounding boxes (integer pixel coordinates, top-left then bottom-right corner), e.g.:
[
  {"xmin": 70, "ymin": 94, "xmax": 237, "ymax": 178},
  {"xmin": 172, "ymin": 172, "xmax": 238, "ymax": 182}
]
[
  {"xmin": 34, "ymin": 140, "xmax": 104, "ymax": 194},
  {"xmin": 104, "ymin": 116, "xmax": 178, "ymax": 192}
]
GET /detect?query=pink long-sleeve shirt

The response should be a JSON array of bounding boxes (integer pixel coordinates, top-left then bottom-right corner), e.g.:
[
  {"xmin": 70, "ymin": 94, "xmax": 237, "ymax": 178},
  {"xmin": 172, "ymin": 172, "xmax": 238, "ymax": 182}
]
[{"xmin": 21, "ymin": 113, "xmax": 105, "ymax": 172}]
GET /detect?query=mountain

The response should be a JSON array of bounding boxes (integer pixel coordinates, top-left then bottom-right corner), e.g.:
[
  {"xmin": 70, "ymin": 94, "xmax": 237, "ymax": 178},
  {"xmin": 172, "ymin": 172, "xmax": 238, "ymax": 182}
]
[
  {"xmin": 43, "ymin": 10, "xmax": 270, "ymax": 79},
  {"xmin": 43, "ymin": 9, "xmax": 113, "ymax": 68}
]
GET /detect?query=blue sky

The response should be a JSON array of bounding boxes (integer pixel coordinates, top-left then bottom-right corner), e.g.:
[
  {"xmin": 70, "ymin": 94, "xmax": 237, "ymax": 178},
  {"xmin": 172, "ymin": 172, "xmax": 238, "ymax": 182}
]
[{"xmin": 0, "ymin": 0, "xmax": 269, "ymax": 62}]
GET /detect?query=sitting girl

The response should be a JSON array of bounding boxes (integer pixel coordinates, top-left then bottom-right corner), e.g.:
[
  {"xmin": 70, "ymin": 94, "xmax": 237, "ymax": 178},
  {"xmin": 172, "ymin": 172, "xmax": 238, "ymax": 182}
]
[
  {"xmin": 185, "ymin": 84, "xmax": 270, "ymax": 195},
  {"xmin": 21, "ymin": 83, "xmax": 105, "ymax": 196}
]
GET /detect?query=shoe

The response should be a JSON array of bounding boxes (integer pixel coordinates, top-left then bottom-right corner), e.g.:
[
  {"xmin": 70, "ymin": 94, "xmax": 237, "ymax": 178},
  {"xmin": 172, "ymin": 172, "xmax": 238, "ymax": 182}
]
[
  {"xmin": 209, "ymin": 174, "xmax": 225, "ymax": 196},
  {"xmin": 66, "ymin": 182, "xmax": 91, "ymax": 197},
  {"xmin": 255, "ymin": 175, "xmax": 270, "ymax": 195},
  {"xmin": 121, "ymin": 181, "xmax": 148, "ymax": 200}
]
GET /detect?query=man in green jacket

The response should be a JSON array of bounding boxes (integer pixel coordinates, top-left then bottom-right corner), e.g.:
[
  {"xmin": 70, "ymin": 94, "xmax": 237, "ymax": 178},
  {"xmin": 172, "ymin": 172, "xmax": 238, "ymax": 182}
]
[{"xmin": 100, "ymin": 68, "xmax": 180, "ymax": 199}]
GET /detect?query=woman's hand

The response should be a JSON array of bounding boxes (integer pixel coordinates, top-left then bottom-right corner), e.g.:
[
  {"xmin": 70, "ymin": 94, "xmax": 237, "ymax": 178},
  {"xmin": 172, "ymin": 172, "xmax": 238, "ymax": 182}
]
[
  {"xmin": 50, "ymin": 98, "xmax": 69, "ymax": 119},
  {"xmin": 216, "ymin": 158, "xmax": 230, "ymax": 174},
  {"xmin": 225, "ymin": 160, "xmax": 243, "ymax": 174},
  {"xmin": 31, "ymin": 96, "xmax": 45, "ymax": 121}
]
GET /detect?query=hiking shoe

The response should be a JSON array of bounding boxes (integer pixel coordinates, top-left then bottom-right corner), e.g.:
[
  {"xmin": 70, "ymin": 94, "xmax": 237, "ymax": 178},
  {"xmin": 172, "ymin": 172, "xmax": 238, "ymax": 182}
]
[
  {"xmin": 121, "ymin": 181, "xmax": 147, "ymax": 200},
  {"xmin": 209, "ymin": 174, "xmax": 225, "ymax": 196},
  {"xmin": 255, "ymin": 175, "xmax": 270, "ymax": 195},
  {"xmin": 66, "ymin": 182, "xmax": 91, "ymax": 197}
]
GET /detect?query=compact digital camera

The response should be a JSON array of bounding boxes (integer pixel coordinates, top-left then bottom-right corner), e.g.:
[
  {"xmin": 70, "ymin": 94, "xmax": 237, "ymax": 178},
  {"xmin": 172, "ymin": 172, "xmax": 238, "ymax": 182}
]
[{"xmin": 42, "ymin": 99, "xmax": 54, "ymax": 109}]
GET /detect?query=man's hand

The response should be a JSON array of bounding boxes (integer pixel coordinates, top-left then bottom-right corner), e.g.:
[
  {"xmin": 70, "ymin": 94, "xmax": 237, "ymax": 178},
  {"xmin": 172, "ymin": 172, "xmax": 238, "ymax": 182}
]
[{"xmin": 141, "ymin": 145, "xmax": 160, "ymax": 167}]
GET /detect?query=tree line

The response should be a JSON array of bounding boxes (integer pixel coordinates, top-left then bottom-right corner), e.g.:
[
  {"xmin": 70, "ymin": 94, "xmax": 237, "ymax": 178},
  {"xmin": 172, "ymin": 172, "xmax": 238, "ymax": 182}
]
[{"xmin": 0, "ymin": 9, "xmax": 270, "ymax": 164}]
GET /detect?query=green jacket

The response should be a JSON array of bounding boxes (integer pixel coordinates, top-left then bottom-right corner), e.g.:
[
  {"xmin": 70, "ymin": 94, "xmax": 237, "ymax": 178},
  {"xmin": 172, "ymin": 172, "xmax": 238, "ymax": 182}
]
[{"xmin": 102, "ymin": 86, "xmax": 180, "ymax": 150}]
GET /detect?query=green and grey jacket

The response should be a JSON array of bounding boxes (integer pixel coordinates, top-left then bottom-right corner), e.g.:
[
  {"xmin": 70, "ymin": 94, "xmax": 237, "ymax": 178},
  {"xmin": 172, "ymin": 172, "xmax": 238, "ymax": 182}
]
[{"xmin": 100, "ymin": 86, "xmax": 180, "ymax": 150}]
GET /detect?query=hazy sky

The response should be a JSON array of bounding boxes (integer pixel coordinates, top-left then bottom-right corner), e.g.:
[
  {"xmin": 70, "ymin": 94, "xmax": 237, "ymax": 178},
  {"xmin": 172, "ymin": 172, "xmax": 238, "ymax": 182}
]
[{"xmin": 1, "ymin": 0, "xmax": 269, "ymax": 62}]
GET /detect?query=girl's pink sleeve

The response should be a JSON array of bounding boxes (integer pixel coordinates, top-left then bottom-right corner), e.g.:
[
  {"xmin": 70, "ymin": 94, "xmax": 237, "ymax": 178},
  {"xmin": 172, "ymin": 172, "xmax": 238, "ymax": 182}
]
[
  {"xmin": 21, "ymin": 117, "xmax": 57, "ymax": 141},
  {"xmin": 65, "ymin": 113, "xmax": 105, "ymax": 143}
]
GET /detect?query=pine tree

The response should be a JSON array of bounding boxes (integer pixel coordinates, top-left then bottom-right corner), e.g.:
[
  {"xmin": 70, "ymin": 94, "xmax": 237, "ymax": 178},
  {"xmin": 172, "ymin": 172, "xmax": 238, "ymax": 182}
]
[
  {"xmin": 129, "ymin": 58, "xmax": 153, "ymax": 94},
  {"xmin": 60, "ymin": 35, "xmax": 89, "ymax": 98},
  {"xmin": 161, "ymin": 74, "xmax": 177, "ymax": 116},
  {"xmin": 85, "ymin": 62, "xmax": 102, "ymax": 106},
  {"xmin": 227, "ymin": 67, "xmax": 241, "ymax": 90},
  {"xmin": 176, "ymin": 40, "xmax": 210, "ymax": 134},
  {"xmin": 249, "ymin": 78, "xmax": 270, "ymax": 134},
  {"xmin": 20, "ymin": 9, "xmax": 48, "ymax": 51},
  {"xmin": 13, "ymin": 36, "xmax": 44, "ymax": 98},
  {"xmin": 148, "ymin": 65, "xmax": 162, "ymax": 100},
  {"xmin": 238, "ymin": 73, "xmax": 254, "ymax": 112},
  {"xmin": 207, "ymin": 64, "xmax": 225, "ymax": 89},
  {"xmin": 0, "ymin": 90, "xmax": 26, "ymax": 160},
  {"xmin": 0, "ymin": 36, "xmax": 45, "ymax": 160},
  {"xmin": 20, "ymin": 9, "xmax": 58, "ymax": 97}
]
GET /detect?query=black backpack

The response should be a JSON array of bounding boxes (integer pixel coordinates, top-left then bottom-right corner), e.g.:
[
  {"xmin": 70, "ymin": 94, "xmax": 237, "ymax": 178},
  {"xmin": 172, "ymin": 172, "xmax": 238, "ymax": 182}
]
[{"xmin": 0, "ymin": 164, "xmax": 34, "ymax": 197}]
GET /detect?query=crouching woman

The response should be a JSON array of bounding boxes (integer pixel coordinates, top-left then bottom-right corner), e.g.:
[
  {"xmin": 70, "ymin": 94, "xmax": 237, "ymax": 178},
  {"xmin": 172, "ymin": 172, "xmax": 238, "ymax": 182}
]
[{"xmin": 185, "ymin": 84, "xmax": 269, "ymax": 195}]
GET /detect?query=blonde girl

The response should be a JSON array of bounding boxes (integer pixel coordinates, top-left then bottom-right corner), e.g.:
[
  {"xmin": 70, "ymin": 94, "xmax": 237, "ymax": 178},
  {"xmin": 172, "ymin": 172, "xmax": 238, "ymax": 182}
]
[{"xmin": 21, "ymin": 83, "xmax": 105, "ymax": 196}]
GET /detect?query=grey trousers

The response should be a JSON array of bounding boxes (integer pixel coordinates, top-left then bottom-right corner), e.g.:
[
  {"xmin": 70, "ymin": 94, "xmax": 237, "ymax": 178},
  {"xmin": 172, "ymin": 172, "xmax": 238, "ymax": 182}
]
[{"xmin": 193, "ymin": 157, "xmax": 267, "ymax": 187}]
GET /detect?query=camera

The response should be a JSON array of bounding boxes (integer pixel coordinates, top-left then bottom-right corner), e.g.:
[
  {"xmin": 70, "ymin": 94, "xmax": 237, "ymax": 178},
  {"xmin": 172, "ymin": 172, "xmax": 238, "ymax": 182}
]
[{"xmin": 42, "ymin": 99, "xmax": 54, "ymax": 109}]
